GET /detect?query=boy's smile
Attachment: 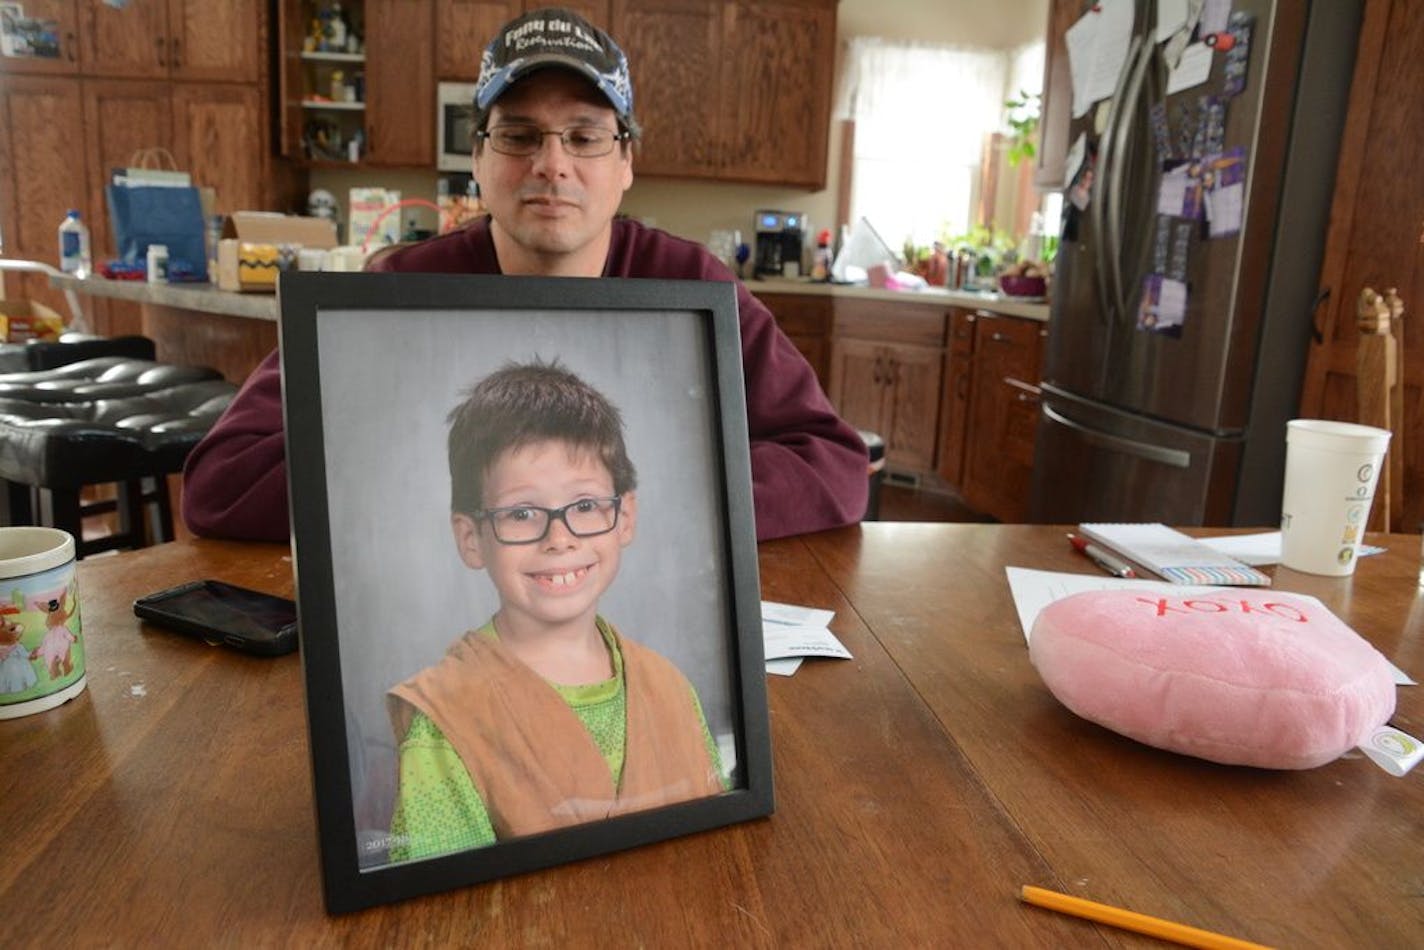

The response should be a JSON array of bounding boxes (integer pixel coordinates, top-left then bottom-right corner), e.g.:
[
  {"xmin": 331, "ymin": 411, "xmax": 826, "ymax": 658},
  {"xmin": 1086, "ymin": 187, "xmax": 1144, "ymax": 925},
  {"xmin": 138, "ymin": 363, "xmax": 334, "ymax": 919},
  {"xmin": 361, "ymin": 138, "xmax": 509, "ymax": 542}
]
[{"xmin": 451, "ymin": 439, "xmax": 636, "ymax": 647}]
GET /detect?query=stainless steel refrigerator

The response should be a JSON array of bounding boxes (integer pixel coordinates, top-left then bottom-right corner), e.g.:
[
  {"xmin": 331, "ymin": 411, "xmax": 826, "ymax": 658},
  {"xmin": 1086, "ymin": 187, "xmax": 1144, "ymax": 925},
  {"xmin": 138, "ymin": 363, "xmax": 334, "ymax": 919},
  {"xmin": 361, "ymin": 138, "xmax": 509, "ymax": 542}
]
[{"xmin": 1029, "ymin": 0, "xmax": 1363, "ymax": 526}]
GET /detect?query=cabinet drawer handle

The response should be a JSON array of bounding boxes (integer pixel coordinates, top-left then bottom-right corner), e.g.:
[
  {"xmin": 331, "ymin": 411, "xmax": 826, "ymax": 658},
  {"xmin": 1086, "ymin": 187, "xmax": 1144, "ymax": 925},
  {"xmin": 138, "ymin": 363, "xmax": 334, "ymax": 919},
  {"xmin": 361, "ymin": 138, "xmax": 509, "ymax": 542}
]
[
  {"xmin": 171, "ymin": 37, "xmax": 181, "ymax": 68},
  {"xmin": 66, "ymin": 32, "xmax": 76, "ymax": 61},
  {"xmin": 155, "ymin": 36, "xmax": 166, "ymax": 67},
  {"xmin": 990, "ymin": 331, "xmax": 1011, "ymax": 343}
]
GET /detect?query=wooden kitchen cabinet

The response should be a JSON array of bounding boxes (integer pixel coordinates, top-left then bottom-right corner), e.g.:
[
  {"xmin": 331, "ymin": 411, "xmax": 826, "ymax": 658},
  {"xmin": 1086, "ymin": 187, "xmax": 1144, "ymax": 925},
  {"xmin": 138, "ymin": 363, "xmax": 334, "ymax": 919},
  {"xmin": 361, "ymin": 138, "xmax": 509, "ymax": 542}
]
[
  {"xmin": 960, "ymin": 313, "xmax": 1047, "ymax": 523},
  {"xmin": 80, "ymin": 0, "xmax": 264, "ymax": 83},
  {"xmin": 0, "ymin": 1, "xmax": 81, "ymax": 75},
  {"xmin": 829, "ymin": 298, "xmax": 946, "ymax": 473},
  {"xmin": 936, "ymin": 308, "xmax": 977, "ymax": 487},
  {"xmin": 611, "ymin": 0, "xmax": 835, "ymax": 188},
  {"xmin": 753, "ymin": 291, "xmax": 831, "ymax": 387},
  {"xmin": 0, "ymin": 76, "xmax": 88, "ymax": 312},
  {"xmin": 1, "ymin": 2, "xmax": 283, "ymax": 326},
  {"xmin": 436, "ymin": 1, "xmax": 610, "ymax": 80},
  {"xmin": 364, "ymin": 0, "xmax": 435, "ymax": 166}
]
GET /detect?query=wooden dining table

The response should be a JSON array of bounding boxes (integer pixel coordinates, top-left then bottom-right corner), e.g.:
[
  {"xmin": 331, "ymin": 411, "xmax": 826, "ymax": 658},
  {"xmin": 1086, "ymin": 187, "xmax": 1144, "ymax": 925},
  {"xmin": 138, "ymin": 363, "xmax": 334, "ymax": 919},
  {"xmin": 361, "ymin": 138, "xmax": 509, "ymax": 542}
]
[{"xmin": 2, "ymin": 524, "xmax": 1420, "ymax": 946}]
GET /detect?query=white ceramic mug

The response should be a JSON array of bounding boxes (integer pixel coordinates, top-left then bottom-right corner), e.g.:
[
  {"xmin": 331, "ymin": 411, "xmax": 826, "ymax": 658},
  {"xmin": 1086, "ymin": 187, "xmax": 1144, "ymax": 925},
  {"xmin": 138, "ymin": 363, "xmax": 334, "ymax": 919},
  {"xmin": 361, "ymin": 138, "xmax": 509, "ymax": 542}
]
[
  {"xmin": 1280, "ymin": 420, "xmax": 1392, "ymax": 576},
  {"xmin": 0, "ymin": 527, "xmax": 84, "ymax": 719}
]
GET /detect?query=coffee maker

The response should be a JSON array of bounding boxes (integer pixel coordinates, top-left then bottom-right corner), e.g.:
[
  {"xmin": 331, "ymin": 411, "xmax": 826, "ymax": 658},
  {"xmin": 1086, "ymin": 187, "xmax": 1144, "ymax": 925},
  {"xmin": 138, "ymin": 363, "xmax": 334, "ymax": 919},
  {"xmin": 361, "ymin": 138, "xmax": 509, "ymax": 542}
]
[{"xmin": 754, "ymin": 210, "xmax": 807, "ymax": 278}]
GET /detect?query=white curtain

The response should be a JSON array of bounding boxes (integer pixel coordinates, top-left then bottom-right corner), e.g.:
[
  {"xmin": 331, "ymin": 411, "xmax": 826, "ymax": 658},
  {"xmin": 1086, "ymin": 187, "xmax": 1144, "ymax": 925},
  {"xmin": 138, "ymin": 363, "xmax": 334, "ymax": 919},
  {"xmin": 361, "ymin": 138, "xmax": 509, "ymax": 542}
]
[{"xmin": 838, "ymin": 37, "xmax": 1010, "ymax": 249}]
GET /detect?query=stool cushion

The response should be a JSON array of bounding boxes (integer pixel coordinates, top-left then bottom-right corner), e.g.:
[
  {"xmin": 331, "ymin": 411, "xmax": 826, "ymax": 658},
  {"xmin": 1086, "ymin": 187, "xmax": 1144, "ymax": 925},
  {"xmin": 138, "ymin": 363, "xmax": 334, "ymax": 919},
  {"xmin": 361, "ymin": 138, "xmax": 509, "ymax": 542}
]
[
  {"xmin": 0, "ymin": 359, "xmax": 236, "ymax": 488},
  {"xmin": 0, "ymin": 333, "xmax": 156, "ymax": 373},
  {"xmin": 1028, "ymin": 588, "xmax": 1396, "ymax": 770}
]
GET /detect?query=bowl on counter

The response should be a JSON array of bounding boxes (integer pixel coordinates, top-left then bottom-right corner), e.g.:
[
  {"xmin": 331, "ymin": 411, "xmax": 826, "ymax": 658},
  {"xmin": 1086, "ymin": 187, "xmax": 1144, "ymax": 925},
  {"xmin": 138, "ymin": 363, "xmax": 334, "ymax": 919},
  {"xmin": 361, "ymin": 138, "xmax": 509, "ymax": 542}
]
[{"xmin": 999, "ymin": 273, "xmax": 1048, "ymax": 298}]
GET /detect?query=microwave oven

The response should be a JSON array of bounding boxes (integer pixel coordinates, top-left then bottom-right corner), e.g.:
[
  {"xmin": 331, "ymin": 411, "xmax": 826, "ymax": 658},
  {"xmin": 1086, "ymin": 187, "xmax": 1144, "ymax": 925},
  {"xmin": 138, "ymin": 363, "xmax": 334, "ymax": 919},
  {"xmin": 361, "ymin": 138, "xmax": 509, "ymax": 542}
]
[{"xmin": 437, "ymin": 82, "xmax": 478, "ymax": 172}]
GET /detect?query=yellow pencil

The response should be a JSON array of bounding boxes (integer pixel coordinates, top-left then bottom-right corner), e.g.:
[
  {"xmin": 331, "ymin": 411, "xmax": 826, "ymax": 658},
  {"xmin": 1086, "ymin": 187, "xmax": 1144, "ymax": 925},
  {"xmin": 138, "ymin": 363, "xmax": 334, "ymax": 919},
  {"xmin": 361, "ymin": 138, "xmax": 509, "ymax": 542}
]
[{"xmin": 1019, "ymin": 885, "xmax": 1274, "ymax": 950}]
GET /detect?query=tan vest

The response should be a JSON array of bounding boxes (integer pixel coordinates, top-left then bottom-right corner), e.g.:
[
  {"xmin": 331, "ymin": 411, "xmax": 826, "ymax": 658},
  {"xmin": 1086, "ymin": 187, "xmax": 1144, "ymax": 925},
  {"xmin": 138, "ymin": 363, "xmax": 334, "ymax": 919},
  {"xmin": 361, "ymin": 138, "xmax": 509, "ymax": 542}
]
[{"xmin": 387, "ymin": 621, "xmax": 722, "ymax": 840}]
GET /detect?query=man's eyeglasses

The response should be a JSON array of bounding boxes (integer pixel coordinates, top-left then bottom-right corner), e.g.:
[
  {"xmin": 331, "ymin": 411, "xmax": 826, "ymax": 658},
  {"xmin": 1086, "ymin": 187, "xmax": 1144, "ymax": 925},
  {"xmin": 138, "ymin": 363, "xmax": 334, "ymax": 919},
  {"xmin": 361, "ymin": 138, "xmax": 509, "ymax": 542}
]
[
  {"xmin": 477, "ymin": 124, "xmax": 630, "ymax": 158},
  {"xmin": 475, "ymin": 496, "xmax": 623, "ymax": 544}
]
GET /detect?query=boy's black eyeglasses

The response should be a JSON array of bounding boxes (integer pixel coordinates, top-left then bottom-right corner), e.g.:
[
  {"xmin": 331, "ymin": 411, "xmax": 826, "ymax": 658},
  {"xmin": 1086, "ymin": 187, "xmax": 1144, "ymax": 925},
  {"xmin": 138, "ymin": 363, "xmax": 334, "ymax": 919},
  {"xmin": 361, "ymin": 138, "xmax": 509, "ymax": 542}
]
[
  {"xmin": 475, "ymin": 496, "xmax": 623, "ymax": 544},
  {"xmin": 476, "ymin": 124, "xmax": 631, "ymax": 158}
]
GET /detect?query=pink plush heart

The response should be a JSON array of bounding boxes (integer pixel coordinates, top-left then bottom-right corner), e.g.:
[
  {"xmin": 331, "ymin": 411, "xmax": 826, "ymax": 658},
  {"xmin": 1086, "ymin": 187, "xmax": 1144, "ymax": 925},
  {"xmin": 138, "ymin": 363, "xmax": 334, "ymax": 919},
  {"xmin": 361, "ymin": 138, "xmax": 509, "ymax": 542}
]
[{"xmin": 1029, "ymin": 589, "xmax": 1396, "ymax": 769}]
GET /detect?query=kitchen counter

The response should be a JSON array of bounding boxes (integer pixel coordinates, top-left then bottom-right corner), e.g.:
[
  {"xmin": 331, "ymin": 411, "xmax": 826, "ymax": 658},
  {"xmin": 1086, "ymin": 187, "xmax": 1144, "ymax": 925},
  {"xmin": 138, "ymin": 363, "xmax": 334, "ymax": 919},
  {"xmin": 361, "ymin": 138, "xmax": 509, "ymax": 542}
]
[
  {"xmin": 50, "ymin": 275, "xmax": 278, "ymax": 321},
  {"xmin": 747, "ymin": 276, "xmax": 1051, "ymax": 321}
]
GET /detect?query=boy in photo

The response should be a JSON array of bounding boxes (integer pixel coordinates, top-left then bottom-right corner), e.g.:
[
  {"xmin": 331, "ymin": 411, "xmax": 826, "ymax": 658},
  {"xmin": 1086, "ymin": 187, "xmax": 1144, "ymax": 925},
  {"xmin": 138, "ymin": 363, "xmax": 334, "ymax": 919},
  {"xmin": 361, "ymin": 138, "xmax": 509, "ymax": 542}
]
[{"xmin": 386, "ymin": 359, "xmax": 726, "ymax": 862}]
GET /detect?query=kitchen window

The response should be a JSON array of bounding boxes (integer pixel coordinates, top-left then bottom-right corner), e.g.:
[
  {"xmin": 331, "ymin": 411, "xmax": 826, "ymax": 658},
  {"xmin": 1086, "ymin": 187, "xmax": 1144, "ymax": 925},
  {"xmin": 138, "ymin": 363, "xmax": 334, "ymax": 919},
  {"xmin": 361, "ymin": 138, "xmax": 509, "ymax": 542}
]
[{"xmin": 838, "ymin": 37, "xmax": 1044, "ymax": 250}]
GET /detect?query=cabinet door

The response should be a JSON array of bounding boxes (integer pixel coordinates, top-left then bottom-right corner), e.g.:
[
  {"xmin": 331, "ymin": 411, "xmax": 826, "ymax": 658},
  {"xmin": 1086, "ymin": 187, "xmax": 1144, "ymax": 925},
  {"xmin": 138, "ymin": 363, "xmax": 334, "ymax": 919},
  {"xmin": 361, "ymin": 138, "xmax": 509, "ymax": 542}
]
[
  {"xmin": 167, "ymin": 0, "xmax": 262, "ymax": 83},
  {"xmin": 717, "ymin": 0, "xmax": 833, "ymax": 188},
  {"xmin": 365, "ymin": 0, "xmax": 435, "ymax": 166},
  {"xmin": 0, "ymin": 76, "xmax": 87, "ymax": 311},
  {"xmin": 936, "ymin": 308, "xmax": 978, "ymax": 485},
  {"xmin": 756, "ymin": 292, "xmax": 832, "ymax": 387},
  {"xmin": 829, "ymin": 338, "xmax": 891, "ymax": 437},
  {"xmin": 81, "ymin": 79, "xmax": 174, "ymax": 259},
  {"xmin": 81, "ymin": 0, "xmax": 169, "ymax": 79},
  {"xmin": 962, "ymin": 316, "xmax": 1045, "ymax": 523},
  {"xmin": 0, "ymin": 0, "xmax": 81, "ymax": 75},
  {"xmin": 170, "ymin": 83, "xmax": 267, "ymax": 214},
  {"xmin": 612, "ymin": 0, "xmax": 722, "ymax": 177},
  {"xmin": 883, "ymin": 343, "xmax": 942, "ymax": 472},
  {"xmin": 436, "ymin": 0, "xmax": 520, "ymax": 80}
]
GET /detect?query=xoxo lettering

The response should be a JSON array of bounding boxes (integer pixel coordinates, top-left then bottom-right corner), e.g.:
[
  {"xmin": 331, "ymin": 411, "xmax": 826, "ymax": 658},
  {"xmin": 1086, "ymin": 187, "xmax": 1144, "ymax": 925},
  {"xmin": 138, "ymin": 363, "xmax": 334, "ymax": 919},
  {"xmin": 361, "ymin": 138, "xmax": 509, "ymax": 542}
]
[{"xmin": 1134, "ymin": 597, "xmax": 1308, "ymax": 622}]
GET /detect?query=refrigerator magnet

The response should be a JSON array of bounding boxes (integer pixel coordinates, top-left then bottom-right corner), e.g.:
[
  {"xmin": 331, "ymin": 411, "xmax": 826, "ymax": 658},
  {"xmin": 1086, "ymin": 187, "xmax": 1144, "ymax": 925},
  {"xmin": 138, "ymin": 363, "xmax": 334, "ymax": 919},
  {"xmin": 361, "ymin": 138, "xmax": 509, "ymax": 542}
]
[{"xmin": 1222, "ymin": 12, "xmax": 1254, "ymax": 98}]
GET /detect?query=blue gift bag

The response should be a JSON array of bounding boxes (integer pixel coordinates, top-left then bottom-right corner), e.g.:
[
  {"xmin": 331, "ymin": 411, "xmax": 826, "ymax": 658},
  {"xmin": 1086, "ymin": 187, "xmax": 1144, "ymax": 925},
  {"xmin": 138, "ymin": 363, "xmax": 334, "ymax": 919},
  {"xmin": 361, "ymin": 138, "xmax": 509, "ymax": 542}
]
[{"xmin": 105, "ymin": 183, "xmax": 209, "ymax": 281}]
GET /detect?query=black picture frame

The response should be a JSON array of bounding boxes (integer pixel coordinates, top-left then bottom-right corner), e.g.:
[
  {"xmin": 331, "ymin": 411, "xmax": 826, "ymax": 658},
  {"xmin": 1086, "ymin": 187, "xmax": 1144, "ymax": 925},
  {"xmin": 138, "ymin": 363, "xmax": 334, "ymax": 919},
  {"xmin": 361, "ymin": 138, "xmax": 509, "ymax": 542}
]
[{"xmin": 278, "ymin": 273, "xmax": 773, "ymax": 914}]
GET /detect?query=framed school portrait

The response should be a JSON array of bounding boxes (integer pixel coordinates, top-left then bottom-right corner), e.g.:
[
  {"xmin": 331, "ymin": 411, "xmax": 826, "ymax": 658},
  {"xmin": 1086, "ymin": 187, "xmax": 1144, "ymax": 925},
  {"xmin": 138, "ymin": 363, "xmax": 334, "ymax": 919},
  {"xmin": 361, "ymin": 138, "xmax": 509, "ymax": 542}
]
[{"xmin": 279, "ymin": 273, "xmax": 772, "ymax": 914}]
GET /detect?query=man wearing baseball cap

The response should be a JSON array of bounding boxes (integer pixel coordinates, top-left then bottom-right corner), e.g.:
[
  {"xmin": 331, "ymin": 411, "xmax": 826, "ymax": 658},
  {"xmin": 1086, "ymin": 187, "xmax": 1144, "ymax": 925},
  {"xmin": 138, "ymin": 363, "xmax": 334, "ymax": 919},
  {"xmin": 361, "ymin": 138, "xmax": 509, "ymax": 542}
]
[{"xmin": 182, "ymin": 6, "xmax": 868, "ymax": 543}]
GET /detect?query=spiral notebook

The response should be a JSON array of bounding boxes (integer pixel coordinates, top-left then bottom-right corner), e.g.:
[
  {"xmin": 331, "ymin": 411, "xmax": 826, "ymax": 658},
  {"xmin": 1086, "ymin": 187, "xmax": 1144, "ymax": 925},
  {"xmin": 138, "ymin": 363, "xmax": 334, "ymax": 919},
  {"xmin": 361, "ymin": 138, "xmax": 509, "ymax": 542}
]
[{"xmin": 1078, "ymin": 523, "xmax": 1272, "ymax": 587}]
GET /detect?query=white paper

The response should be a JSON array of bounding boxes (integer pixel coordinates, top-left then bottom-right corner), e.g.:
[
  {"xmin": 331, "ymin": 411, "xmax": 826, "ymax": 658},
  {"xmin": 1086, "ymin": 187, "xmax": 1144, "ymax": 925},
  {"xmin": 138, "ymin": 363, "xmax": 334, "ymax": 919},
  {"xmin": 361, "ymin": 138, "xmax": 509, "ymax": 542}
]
[
  {"xmin": 1064, "ymin": 133, "xmax": 1087, "ymax": 192},
  {"xmin": 1205, "ymin": 181, "xmax": 1244, "ymax": 236},
  {"xmin": 1066, "ymin": 0, "xmax": 1135, "ymax": 119},
  {"xmin": 1200, "ymin": 0, "xmax": 1231, "ymax": 35},
  {"xmin": 1157, "ymin": 165, "xmax": 1193, "ymax": 215},
  {"xmin": 1359, "ymin": 725, "xmax": 1424, "ymax": 777},
  {"xmin": 1167, "ymin": 43, "xmax": 1214, "ymax": 95},
  {"xmin": 1005, "ymin": 566, "xmax": 1415, "ymax": 686},
  {"xmin": 761, "ymin": 600, "xmax": 850, "ymax": 675},
  {"xmin": 1199, "ymin": 532, "xmax": 1387, "ymax": 566},
  {"xmin": 1156, "ymin": 0, "xmax": 1190, "ymax": 42}
]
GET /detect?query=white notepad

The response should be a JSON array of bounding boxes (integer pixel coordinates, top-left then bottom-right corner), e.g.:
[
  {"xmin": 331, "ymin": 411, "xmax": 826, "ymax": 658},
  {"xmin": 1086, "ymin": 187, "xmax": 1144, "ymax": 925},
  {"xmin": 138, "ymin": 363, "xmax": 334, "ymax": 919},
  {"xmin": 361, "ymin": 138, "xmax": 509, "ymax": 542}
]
[{"xmin": 1079, "ymin": 522, "xmax": 1272, "ymax": 586}]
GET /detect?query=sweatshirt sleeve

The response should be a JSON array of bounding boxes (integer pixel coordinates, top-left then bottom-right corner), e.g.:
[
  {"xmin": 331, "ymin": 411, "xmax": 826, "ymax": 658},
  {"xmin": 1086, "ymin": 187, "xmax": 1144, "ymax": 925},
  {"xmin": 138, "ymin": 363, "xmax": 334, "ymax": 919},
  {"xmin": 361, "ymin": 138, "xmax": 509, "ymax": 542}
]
[
  {"xmin": 180, "ymin": 349, "xmax": 291, "ymax": 541},
  {"xmin": 735, "ymin": 283, "xmax": 868, "ymax": 540}
]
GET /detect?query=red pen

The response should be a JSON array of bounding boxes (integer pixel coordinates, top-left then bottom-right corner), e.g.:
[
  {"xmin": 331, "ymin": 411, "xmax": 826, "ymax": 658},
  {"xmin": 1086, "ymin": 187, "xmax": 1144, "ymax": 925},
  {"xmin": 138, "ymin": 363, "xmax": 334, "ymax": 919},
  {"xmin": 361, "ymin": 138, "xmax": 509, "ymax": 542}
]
[{"xmin": 1066, "ymin": 533, "xmax": 1138, "ymax": 578}]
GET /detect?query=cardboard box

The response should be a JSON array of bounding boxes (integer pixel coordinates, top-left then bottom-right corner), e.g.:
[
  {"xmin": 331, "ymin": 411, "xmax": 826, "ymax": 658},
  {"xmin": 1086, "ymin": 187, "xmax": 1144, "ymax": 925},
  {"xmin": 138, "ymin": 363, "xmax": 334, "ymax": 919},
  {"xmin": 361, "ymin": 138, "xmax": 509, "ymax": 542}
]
[
  {"xmin": 217, "ymin": 212, "xmax": 339, "ymax": 292},
  {"xmin": 0, "ymin": 299, "xmax": 64, "ymax": 343}
]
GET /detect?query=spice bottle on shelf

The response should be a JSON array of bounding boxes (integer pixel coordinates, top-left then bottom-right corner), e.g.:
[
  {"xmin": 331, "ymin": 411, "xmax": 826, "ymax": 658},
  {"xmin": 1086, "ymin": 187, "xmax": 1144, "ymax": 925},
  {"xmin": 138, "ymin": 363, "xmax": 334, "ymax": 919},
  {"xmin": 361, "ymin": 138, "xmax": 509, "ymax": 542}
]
[
  {"xmin": 57, "ymin": 209, "xmax": 91, "ymax": 278},
  {"xmin": 811, "ymin": 229, "xmax": 832, "ymax": 282}
]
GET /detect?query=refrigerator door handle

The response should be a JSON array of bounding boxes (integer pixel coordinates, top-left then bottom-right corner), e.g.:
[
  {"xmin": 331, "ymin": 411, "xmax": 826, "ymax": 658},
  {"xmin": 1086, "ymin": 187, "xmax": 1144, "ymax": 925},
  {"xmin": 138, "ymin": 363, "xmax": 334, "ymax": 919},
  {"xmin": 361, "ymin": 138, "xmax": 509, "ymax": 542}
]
[
  {"xmin": 1091, "ymin": 33, "xmax": 1143, "ymax": 325},
  {"xmin": 1108, "ymin": 37, "xmax": 1156, "ymax": 319},
  {"xmin": 1042, "ymin": 402, "xmax": 1192, "ymax": 468}
]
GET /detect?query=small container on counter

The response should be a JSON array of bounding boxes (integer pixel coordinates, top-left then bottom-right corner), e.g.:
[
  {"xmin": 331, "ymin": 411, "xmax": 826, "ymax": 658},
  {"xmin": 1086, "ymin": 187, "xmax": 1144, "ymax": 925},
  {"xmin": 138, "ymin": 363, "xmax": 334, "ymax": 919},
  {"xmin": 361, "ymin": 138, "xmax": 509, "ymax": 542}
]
[{"xmin": 146, "ymin": 244, "xmax": 169, "ymax": 284}]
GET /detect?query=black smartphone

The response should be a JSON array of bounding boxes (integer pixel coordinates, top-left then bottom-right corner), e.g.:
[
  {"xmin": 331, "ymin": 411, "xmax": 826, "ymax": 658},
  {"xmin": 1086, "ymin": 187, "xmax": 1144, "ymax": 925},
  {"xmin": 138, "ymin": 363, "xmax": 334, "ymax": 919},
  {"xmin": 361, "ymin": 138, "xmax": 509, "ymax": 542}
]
[{"xmin": 133, "ymin": 579, "xmax": 298, "ymax": 657}]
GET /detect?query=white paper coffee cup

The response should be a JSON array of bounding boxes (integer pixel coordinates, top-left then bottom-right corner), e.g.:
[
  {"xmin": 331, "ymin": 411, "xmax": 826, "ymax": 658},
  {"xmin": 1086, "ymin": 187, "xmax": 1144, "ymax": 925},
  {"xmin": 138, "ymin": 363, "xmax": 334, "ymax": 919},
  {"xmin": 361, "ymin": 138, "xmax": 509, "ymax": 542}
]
[
  {"xmin": 0, "ymin": 527, "xmax": 84, "ymax": 719},
  {"xmin": 1280, "ymin": 420, "xmax": 1391, "ymax": 576}
]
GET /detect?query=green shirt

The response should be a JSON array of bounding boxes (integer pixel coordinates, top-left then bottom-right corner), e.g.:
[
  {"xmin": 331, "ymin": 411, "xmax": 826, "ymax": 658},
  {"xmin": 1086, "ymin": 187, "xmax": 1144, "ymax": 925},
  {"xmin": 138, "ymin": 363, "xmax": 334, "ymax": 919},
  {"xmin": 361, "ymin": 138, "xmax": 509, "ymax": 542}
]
[{"xmin": 387, "ymin": 622, "xmax": 725, "ymax": 863}]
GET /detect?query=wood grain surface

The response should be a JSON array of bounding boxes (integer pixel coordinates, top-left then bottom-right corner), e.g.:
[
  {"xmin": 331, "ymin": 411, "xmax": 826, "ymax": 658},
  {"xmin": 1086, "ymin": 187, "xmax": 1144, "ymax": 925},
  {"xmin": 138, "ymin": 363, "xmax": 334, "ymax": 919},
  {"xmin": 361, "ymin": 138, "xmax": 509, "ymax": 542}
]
[{"xmin": 1, "ymin": 525, "xmax": 1420, "ymax": 946}]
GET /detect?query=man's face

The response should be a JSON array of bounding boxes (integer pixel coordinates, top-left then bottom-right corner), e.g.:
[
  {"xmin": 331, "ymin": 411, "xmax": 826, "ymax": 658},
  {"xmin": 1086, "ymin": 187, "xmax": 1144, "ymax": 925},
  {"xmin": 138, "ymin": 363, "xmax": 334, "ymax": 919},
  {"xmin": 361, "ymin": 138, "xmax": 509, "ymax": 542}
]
[
  {"xmin": 473, "ymin": 69, "xmax": 634, "ymax": 277},
  {"xmin": 451, "ymin": 439, "xmax": 637, "ymax": 642}
]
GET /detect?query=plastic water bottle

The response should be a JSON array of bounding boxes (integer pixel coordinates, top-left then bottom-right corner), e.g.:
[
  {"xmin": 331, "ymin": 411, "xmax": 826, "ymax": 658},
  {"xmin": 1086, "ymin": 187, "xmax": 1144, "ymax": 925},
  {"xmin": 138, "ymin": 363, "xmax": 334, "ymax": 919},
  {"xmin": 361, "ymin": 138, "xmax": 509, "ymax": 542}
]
[{"xmin": 57, "ymin": 209, "xmax": 92, "ymax": 278}]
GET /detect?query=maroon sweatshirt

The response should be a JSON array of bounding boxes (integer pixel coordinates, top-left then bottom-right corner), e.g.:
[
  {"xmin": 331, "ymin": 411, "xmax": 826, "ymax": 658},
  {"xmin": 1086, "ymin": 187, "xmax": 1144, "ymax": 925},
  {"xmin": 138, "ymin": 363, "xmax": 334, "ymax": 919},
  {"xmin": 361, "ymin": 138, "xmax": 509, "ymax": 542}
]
[{"xmin": 181, "ymin": 217, "xmax": 868, "ymax": 542}]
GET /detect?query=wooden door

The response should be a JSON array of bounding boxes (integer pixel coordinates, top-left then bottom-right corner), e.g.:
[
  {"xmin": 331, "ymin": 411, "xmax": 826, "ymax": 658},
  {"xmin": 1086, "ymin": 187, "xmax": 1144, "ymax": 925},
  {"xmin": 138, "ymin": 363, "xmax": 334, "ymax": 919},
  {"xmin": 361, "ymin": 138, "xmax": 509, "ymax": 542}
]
[
  {"xmin": 0, "ymin": 0, "xmax": 82, "ymax": 75},
  {"xmin": 1298, "ymin": 0, "xmax": 1424, "ymax": 532},
  {"xmin": 829, "ymin": 337, "xmax": 891, "ymax": 439},
  {"xmin": 167, "ymin": 0, "xmax": 263, "ymax": 83},
  {"xmin": 611, "ymin": 0, "xmax": 721, "ymax": 177},
  {"xmin": 365, "ymin": 0, "xmax": 435, "ymax": 166},
  {"xmin": 81, "ymin": 79, "xmax": 174, "ymax": 260},
  {"xmin": 80, "ymin": 0, "xmax": 169, "ymax": 79},
  {"xmin": 0, "ymin": 76, "xmax": 87, "ymax": 313},
  {"xmin": 883, "ymin": 342, "xmax": 942, "ymax": 472},
  {"xmin": 170, "ymin": 83, "xmax": 266, "ymax": 215},
  {"xmin": 716, "ymin": 0, "xmax": 833, "ymax": 188}
]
